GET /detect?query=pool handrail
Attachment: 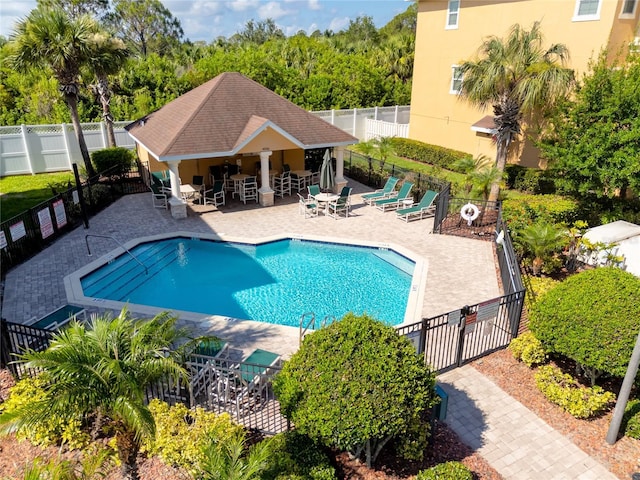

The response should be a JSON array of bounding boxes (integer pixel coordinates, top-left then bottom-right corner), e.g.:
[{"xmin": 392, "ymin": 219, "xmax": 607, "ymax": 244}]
[{"xmin": 85, "ymin": 234, "xmax": 148, "ymax": 275}]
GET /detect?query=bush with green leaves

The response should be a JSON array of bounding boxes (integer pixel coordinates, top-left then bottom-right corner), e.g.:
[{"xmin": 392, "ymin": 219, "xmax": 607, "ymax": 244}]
[
  {"xmin": 502, "ymin": 194, "xmax": 579, "ymax": 238},
  {"xmin": 389, "ymin": 137, "xmax": 472, "ymax": 173},
  {"xmin": 273, "ymin": 313, "xmax": 437, "ymax": 468},
  {"xmin": 142, "ymin": 399, "xmax": 244, "ymax": 475},
  {"xmin": 91, "ymin": 147, "xmax": 133, "ymax": 178},
  {"xmin": 262, "ymin": 431, "xmax": 337, "ymax": 480},
  {"xmin": 534, "ymin": 365, "xmax": 615, "ymax": 419},
  {"xmin": 508, "ymin": 332, "xmax": 547, "ymax": 367},
  {"xmin": 623, "ymin": 399, "xmax": 640, "ymax": 440},
  {"xmin": 415, "ymin": 461, "xmax": 473, "ymax": 480},
  {"xmin": 524, "ymin": 276, "xmax": 560, "ymax": 311},
  {"xmin": 529, "ymin": 267, "xmax": 640, "ymax": 385},
  {"xmin": 0, "ymin": 374, "xmax": 90, "ymax": 450}
]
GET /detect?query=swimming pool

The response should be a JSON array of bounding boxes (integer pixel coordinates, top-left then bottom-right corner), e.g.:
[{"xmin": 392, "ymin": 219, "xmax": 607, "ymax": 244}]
[{"xmin": 66, "ymin": 233, "xmax": 426, "ymax": 327}]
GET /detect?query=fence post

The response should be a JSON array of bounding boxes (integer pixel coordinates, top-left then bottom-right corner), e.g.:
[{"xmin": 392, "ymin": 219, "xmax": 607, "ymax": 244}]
[
  {"xmin": 456, "ymin": 306, "xmax": 469, "ymax": 367},
  {"xmin": 73, "ymin": 163, "xmax": 89, "ymax": 229},
  {"xmin": 61, "ymin": 123, "xmax": 75, "ymax": 170},
  {"xmin": 0, "ymin": 318, "xmax": 11, "ymax": 371},
  {"xmin": 100, "ymin": 121, "xmax": 109, "ymax": 148},
  {"xmin": 20, "ymin": 125, "xmax": 34, "ymax": 175},
  {"xmin": 352, "ymin": 108, "xmax": 357, "ymax": 138},
  {"xmin": 330, "ymin": 109, "xmax": 335, "ymax": 125}
]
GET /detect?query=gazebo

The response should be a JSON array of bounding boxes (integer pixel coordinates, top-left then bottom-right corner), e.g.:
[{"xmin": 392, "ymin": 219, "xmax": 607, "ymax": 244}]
[{"xmin": 126, "ymin": 72, "xmax": 358, "ymax": 218}]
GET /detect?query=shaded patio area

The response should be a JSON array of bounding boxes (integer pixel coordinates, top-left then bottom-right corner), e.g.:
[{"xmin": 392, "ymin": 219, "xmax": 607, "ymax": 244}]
[{"xmin": 2, "ymin": 177, "xmax": 500, "ymax": 358}]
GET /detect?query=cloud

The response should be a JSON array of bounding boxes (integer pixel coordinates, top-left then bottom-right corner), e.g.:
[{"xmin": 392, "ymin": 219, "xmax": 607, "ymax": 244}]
[
  {"xmin": 308, "ymin": 0, "xmax": 321, "ymax": 11},
  {"xmin": 258, "ymin": 2, "xmax": 292, "ymax": 20},
  {"xmin": 229, "ymin": 0, "xmax": 260, "ymax": 12},
  {"xmin": 328, "ymin": 16, "xmax": 349, "ymax": 32},
  {"xmin": 0, "ymin": 1, "xmax": 34, "ymax": 36}
]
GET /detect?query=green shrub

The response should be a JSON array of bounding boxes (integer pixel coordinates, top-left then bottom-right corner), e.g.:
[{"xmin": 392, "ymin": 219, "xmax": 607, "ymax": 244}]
[
  {"xmin": 508, "ymin": 332, "xmax": 547, "ymax": 367},
  {"xmin": 529, "ymin": 268, "xmax": 640, "ymax": 385},
  {"xmin": 525, "ymin": 276, "xmax": 560, "ymax": 311},
  {"xmin": 389, "ymin": 137, "xmax": 472, "ymax": 173},
  {"xmin": 142, "ymin": 399, "xmax": 244, "ymax": 474},
  {"xmin": 263, "ymin": 431, "xmax": 337, "ymax": 480},
  {"xmin": 534, "ymin": 365, "xmax": 615, "ymax": 419},
  {"xmin": 623, "ymin": 399, "xmax": 640, "ymax": 440},
  {"xmin": 91, "ymin": 147, "xmax": 133, "ymax": 178},
  {"xmin": 502, "ymin": 194, "xmax": 579, "ymax": 236},
  {"xmin": 394, "ymin": 415, "xmax": 430, "ymax": 461},
  {"xmin": 416, "ymin": 461, "xmax": 473, "ymax": 480},
  {"xmin": 0, "ymin": 374, "xmax": 90, "ymax": 450}
]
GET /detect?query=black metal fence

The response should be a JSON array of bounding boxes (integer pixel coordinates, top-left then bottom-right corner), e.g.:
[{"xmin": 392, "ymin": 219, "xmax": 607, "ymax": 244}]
[
  {"xmin": 344, "ymin": 150, "xmax": 450, "ymax": 200},
  {"xmin": 0, "ymin": 164, "xmax": 148, "ymax": 276},
  {"xmin": 397, "ymin": 290, "xmax": 524, "ymax": 374}
]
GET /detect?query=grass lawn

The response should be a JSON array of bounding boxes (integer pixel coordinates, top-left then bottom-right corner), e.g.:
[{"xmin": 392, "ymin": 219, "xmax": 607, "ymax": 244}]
[{"xmin": 0, "ymin": 172, "xmax": 75, "ymax": 223}]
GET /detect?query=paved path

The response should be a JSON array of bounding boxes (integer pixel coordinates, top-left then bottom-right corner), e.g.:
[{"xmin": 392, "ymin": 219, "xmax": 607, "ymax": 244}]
[{"xmin": 438, "ymin": 365, "xmax": 618, "ymax": 480}]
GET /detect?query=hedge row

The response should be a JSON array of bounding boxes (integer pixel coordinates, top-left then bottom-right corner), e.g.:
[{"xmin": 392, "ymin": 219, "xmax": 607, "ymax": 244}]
[{"xmin": 389, "ymin": 137, "xmax": 472, "ymax": 174}]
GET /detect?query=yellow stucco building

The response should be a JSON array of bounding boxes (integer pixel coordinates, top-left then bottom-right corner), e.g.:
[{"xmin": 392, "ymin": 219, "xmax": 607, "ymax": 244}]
[{"xmin": 409, "ymin": 0, "xmax": 640, "ymax": 167}]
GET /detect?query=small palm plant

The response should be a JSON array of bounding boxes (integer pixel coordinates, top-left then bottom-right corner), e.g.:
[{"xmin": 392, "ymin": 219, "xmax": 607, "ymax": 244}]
[
  {"xmin": 518, "ymin": 221, "xmax": 568, "ymax": 275},
  {"xmin": 198, "ymin": 431, "xmax": 271, "ymax": 480},
  {"xmin": 0, "ymin": 308, "xmax": 192, "ymax": 480}
]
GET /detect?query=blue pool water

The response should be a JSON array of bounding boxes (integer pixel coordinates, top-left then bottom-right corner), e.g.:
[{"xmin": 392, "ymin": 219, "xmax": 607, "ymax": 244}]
[{"xmin": 81, "ymin": 238, "xmax": 415, "ymax": 326}]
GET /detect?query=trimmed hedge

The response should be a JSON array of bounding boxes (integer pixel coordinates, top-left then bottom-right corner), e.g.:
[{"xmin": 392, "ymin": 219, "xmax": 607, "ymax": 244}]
[
  {"xmin": 263, "ymin": 431, "xmax": 337, "ymax": 480},
  {"xmin": 389, "ymin": 137, "xmax": 472, "ymax": 174},
  {"xmin": 623, "ymin": 399, "xmax": 640, "ymax": 440},
  {"xmin": 91, "ymin": 147, "xmax": 133, "ymax": 178},
  {"xmin": 534, "ymin": 365, "xmax": 615, "ymax": 419},
  {"xmin": 416, "ymin": 461, "xmax": 473, "ymax": 480}
]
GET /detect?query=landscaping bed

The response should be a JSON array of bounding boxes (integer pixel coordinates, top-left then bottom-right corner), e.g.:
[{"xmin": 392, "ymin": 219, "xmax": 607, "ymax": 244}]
[{"xmin": 472, "ymin": 348, "xmax": 640, "ymax": 479}]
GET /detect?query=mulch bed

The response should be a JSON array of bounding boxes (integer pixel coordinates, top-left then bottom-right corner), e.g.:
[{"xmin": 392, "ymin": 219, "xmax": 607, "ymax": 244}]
[{"xmin": 471, "ymin": 348, "xmax": 640, "ymax": 480}]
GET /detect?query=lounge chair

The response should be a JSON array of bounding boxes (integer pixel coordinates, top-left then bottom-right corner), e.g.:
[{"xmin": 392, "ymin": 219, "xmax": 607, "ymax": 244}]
[
  {"xmin": 28, "ymin": 304, "xmax": 87, "ymax": 330},
  {"xmin": 362, "ymin": 176, "xmax": 399, "ymax": 205},
  {"xmin": 232, "ymin": 349, "xmax": 282, "ymax": 412},
  {"xmin": 374, "ymin": 182, "xmax": 414, "ymax": 212},
  {"xmin": 328, "ymin": 187, "xmax": 352, "ymax": 219},
  {"xmin": 396, "ymin": 190, "xmax": 438, "ymax": 222},
  {"xmin": 187, "ymin": 338, "xmax": 230, "ymax": 401}
]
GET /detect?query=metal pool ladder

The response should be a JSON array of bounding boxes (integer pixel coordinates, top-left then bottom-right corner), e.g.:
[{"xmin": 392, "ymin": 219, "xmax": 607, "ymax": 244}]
[
  {"xmin": 299, "ymin": 313, "xmax": 337, "ymax": 345},
  {"xmin": 85, "ymin": 234, "xmax": 148, "ymax": 275}
]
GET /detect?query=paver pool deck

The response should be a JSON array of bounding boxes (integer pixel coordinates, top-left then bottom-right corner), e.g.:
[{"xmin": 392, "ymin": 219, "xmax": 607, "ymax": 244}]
[
  {"xmin": 2, "ymin": 177, "xmax": 499, "ymax": 357},
  {"xmin": 1, "ymin": 177, "xmax": 619, "ymax": 479}
]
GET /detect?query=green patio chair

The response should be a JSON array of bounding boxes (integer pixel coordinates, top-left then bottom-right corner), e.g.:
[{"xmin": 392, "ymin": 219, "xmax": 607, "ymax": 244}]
[
  {"xmin": 396, "ymin": 190, "xmax": 438, "ymax": 222},
  {"xmin": 362, "ymin": 176, "xmax": 399, "ymax": 205},
  {"xmin": 374, "ymin": 182, "xmax": 413, "ymax": 212}
]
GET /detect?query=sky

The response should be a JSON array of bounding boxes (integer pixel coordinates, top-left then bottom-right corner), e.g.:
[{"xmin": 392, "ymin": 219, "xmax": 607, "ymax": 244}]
[{"xmin": 0, "ymin": 0, "xmax": 410, "ymax": 42}]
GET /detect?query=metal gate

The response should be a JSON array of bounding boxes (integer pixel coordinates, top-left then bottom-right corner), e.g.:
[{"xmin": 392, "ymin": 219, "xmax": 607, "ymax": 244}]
[{"xmin": 397, "ymin": 290, "xmax": 525, "ymax": 374}]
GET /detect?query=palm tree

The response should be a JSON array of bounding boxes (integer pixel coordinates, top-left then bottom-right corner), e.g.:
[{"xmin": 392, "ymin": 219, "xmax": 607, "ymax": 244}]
[
  {"xmin": 454, "ymin": 154, "xmax": 492, "ymax": 195},
  {"xmin": 7, "ymin": 8, "xmax": 100, "ymax": 178},
  {"xmin": 0, "ymin": 309, "xmax": 191, "ymax": 480},
  {"xmin": 87, "ymin": 32, "xmax": 129, "ymax": 147},
  {"xmin": 469, "ymin": 164, "xmax": 504, "ymax": 201},
  {"xmin": 518, "ymin": 221, "xmax": 567, "ymax": 275},
  {"xmin": 458, "ymin": 21, "xmax": 574, "ymax": 202}
]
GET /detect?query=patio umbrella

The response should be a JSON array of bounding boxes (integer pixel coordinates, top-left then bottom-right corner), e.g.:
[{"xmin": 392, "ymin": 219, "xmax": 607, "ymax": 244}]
[{"xmin": 320, "ymin": 149, "xmax": 335, "ymax": 192}]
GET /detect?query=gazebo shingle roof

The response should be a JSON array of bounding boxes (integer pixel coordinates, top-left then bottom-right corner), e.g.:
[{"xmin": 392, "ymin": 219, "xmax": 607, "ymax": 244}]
[{"xmin": 126, "ymin": 72, "xmax": 357, "ymax": 160}]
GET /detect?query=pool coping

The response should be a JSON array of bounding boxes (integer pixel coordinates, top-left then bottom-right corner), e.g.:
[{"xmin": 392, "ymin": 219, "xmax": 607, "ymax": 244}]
[{"xmin": 64, "ymin": 230, "xmax": 428, "ymax": 328}]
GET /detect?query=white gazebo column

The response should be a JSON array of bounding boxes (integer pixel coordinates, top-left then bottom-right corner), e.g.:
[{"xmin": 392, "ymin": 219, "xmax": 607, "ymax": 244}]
[
  {"xmin": 258, "ymin": 149, "xmax": 274, "ymax": 207},
  {"xmin": 334, "ymin": 146, "xmax": 347, "ymax": 194},
  {"xmin": 167, "ymin": 160, "xmax": 187, "ymax": 219}
]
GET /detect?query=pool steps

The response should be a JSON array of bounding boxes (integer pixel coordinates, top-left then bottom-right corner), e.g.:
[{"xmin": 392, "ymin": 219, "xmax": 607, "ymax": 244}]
[{"xmin": 82, "ymin": 240, "xmax": 184, "ymax": 300}]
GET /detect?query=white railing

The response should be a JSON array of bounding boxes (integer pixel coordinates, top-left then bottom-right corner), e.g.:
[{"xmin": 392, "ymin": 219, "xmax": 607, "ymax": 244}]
[
  {"xmin": 0, "ymin": 106, "xmax": 410, "ymax": 177},
  {"xmin": 365, "ymin": 119, "xmax": 410, "ymax": 140}
]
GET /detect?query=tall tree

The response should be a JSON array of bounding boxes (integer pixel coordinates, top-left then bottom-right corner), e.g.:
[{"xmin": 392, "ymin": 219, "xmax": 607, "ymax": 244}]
[
  {"xmin": 7, "ymin": 8, "xmax": 100, "ymax": 177},
  {"xmin": 105, "ymin": 0, "xmax": 183, "ymax": 57},
  {"xmin": 539, "ymin": 53, "xmax": 640, "ymax": 200},
  {"xmin": 231, "ymin": 19, "xmax": 285, "ymax": 45},
  {"xmin": 36, "ymin": 0, "xmax": 109, "ymax": 18},
  {"xmin": 458, "ymin": 21, "xmax": 574, "ymax": 202},
  {"xmin": 0, "ymin": 309, "xmax": 191, "ymax": 480},
  {"xmin": 86, "ymin": 32, "xmax": 129, "ymax": 147}
]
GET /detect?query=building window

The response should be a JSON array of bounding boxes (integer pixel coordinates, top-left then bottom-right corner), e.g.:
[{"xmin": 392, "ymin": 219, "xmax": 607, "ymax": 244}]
[
  {"xmin": 446, "ymin": 0, "xmax": 460, "ymax": 29},
  {"xmin": 573, "ymin": 0, "xmax": 601, "ymax": 21},
  {"xmin": 620, "ymin": 0, "xmax": 637, "ymax": 17},
  {"xmin": 450, "ymin": 65, "xmax": 463, "ymax": 94}
]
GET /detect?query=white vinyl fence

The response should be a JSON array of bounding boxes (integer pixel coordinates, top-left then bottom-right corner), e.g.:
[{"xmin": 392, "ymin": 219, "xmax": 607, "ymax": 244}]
[
  {"xmin": 0, "ymin": 122, "xmax": 135, "ymax": 177},
  {"xmin": 0, "ymin": 106, "xmax": 410, "ymax": 177}
]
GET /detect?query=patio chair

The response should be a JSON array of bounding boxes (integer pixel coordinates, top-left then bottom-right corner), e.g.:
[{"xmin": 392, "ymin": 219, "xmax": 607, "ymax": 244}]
[
  {"xmin": 298, "ymin": 193, "xmax": 318, "ymax": 218},
  {"xmin": 307, "ymin": 184, "xmax": 321, "ymax": 199},
  {"xmin": 291, "ymin": 172, "xmax": 305, "ymax": 192},
  {"xmin": 362, "ymin": 176, "xmax": 399, "ymax": 205},
  {"xmin": 209, "ymin": 165, "xmax": 222, "ymax": 185},
  {"xmin": 328, "ymin": 187, "xmax": 352, "ymax": 219},
  {"xmin": 274, "ymin": 171, "xmax": 291, "ymax": 198},
  {"xmin": 374, "ymin": 182, "xmax": 414, "ymax": 212},
  {"xmin": 396, "ymin": 190, "xmax": 438, "ymax": 222},
  {"xmin": 239, "ymin": 176, "xmax": 258, "ymax": 204},
  {"xmin": 202, "ymin": 180, "xmax": 225, "ymax": 207},
  {"xmin": 192, "ymin": 175, "xmax": 204, "ymax": 203},
  {"xmin": 187, "ymin": 338, "xmax": 230, "ymax": 401},
  {"xmin": 28, "ymin": 304, "xmax": 87, "ymax": 331},
  {"xmin": 232, "ymin": 349, "xmax": 282, "ymax": 413},
  {"xmin": 224, "ymin": 164, "xmax": 240, "ymax": 192},
  {"xmin": 150, "ymin": 184, "xmax": 168, "ymax": 209}
]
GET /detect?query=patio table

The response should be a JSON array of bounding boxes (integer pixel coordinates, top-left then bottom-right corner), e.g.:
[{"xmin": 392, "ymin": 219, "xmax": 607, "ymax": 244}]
[
  {"xmin": 230, "ymin": 174, "xmax": 250, "ymax": 199},
  {"xmin": 314, "ymin": 192, "xmax": 339, "ymax": 215}
]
